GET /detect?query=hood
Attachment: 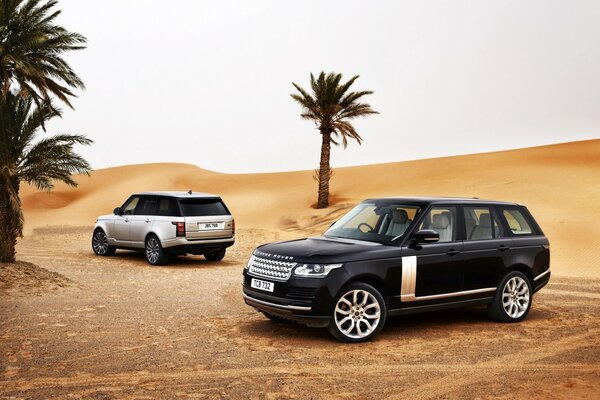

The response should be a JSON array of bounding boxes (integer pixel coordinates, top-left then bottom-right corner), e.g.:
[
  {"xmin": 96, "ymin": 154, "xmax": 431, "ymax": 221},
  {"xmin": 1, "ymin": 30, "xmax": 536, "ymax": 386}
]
[
  {"xmin": 96, "ymin": 214, "xmax": 115, "ymax": 220},
  {"xmin": 256, "ymin": 236, "xmax": 401, "ymax": 263}
]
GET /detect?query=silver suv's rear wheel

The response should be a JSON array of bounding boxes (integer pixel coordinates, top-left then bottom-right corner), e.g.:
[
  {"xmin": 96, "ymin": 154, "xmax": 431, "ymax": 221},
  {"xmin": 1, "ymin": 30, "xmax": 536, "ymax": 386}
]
[
  {"xmin": 145, "ymin": 234, "xmax": 168, "ymax": 266},
  {"xmin": 328, "ymin": 282, "xmax": 386, "ymax": 343},
  {"xmin": 92, "ymin": 229, "xmax": 115, "ymax": 256}
]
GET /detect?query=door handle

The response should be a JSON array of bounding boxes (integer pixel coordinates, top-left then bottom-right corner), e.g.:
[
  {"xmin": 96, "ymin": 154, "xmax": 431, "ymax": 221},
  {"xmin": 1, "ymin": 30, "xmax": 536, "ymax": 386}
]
[
  {"xmin": 497, "ymin": 245, "xmax": 510, "ymax": 252},
  {"xmin": 124, "ymin": 218, "xmax": 129, "ymax": 222},
  {"xmin": 447, "ymin": 249, "xmax": 460, "ymax": 256},
  {"xmin": 145, "ymin": 218, "xmax": 151, "ymax": 223}
]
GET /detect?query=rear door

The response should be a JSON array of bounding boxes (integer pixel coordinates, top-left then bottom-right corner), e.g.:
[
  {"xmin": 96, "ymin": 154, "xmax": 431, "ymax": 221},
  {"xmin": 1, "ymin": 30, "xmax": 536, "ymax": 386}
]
[
  {"xmin": 178, "ymin": 198, "xmax": 234, "ymax": 240},
  {"xmin": 113, "ymin": 196, "xmax": 140, "ymax": 241},
  {"xmin": 462, "ymin": 205, "xmax": 512, "ymax": 291},
  {"xmin": 401, "ymin": 206, "xmax": 464, "ymax": 300}
]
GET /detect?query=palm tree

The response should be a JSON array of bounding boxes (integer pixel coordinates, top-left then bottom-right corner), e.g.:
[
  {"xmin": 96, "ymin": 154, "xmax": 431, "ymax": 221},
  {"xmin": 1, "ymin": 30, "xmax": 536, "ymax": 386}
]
[
  {"xmin": 291, "ymin": 71, "xmax": 378, "ymax": 208},
  {"xmin": 0, "ymin": 92, "xmax": 92, "ymax": 262},
  {"xmin": 0, "ymin": 0, "xmax": 87, "ymax": 107}
]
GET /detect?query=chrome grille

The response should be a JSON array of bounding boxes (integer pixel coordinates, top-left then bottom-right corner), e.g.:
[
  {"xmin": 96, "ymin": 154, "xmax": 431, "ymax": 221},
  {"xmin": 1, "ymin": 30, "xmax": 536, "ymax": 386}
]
[{"xmin": 248, "ymin": 256, "xmax": 296, "ymax": 281}]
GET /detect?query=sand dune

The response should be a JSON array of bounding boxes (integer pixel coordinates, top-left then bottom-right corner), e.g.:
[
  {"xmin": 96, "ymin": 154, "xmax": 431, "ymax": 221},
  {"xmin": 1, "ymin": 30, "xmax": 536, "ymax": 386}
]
[{"xmin": 20, "ymin": 139, "xmax": 600, "ymax": 277}]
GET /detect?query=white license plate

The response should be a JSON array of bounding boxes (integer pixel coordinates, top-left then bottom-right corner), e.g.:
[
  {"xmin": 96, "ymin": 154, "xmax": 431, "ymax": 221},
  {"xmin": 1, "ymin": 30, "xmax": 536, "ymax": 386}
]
[
  {"xmin": 199, "ymin": 222, "xmax": 224, "ymax": 231},
  {"xmin": 251, "ymin": 278, "xmax": 274, "ymax": 293}
]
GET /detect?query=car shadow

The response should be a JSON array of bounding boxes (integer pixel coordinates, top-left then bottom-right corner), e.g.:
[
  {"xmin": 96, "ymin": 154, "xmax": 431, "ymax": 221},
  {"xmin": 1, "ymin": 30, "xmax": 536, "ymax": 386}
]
[
  {"xmin": 239, "ymin": 305, "xmax": 554, "ymax": 344},
  {"xmin": 111, "ymin": 250, "xmax": 240, "ymax": 268}
]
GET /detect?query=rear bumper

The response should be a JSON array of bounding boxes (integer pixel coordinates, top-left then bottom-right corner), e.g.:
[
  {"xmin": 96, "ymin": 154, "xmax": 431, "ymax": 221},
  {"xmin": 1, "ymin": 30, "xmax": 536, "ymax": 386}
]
[
  {"xmin": 533, "ymin": 269, "xmax": 551, "ymax": 293},
  {"xmin": 162, "ymin": 237, "xmax": 234, "ymax": 254}
]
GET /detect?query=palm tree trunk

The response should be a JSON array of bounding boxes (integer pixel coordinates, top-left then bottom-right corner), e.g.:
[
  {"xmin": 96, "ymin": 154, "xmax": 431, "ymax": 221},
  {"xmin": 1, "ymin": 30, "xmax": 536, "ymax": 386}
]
[
  {"xmin": 0, "ymin": 175, "xmax": 21, "ymax": 263},
  {"xmin": 316, "ymin": 130, "xmax": 332, "ymax": 209}
]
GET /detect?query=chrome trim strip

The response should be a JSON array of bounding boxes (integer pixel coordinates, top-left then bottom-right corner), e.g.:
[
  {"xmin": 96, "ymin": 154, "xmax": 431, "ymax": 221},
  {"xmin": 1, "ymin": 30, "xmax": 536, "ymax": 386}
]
[
  {"xmin": 243, "ymin": 293, "xmax": 312, "ymax": 311},
  {"xmin": 401, "ymin": 287, "xmax": 497, "ymax": 302},
  {"xmin": 400, "ymin": 256, "xmax": 417, "ymax": 301},
  {"xmin": 534, "ymin": 269, "xmax": 551, "ymax": 282}
]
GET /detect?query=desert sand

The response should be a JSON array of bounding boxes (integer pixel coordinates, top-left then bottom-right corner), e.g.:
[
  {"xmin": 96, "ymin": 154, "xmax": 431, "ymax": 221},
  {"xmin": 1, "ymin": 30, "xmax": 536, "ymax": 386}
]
[
  {"xmin": 20, "ymin": 138, "xmax": 600, "ymax": 277},
  {"xmin": 1, "ymin": 139, "xmax": 599, "ymax": 398}
]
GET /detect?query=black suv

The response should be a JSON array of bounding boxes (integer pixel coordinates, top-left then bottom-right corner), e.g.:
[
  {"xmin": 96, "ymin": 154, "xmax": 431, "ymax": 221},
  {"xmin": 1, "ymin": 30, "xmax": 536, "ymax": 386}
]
[{"xmin": 243, "ymin": 197, "xmax": 550, "ymax": 342}]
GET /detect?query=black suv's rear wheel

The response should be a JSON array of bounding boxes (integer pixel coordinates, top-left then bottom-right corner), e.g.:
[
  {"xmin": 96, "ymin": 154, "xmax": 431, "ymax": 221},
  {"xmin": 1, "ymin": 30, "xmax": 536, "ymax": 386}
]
[
  {"xmin": 92, "ymin": 229, "xmax": 116, "ymax": 256},
  {"xmin": 488, "ymin": 271, "xmax": 532, "ymax": 322},
  {"xmin": 204, "ymin": 249, "xmax": 226, "ymax": 262},
  {"xmin": 327, "ymin": 282, "xmax": 387, "ymax": 343},
  {"xmin": 145, "ymin": 234, "xmax": 168, "ymax": 266}
]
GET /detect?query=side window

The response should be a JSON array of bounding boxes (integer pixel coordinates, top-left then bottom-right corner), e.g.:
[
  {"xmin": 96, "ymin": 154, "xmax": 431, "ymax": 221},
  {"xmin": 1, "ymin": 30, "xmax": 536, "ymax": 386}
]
[
  {"xmin": 122, "ymin": 196, "xmax": 140, "ymax": 215},
  {"xmin": 502, "ymin": 209, "xmax": 533, "ymax": 235},
  {"xmin": 418, "ymin": 207, "xmax": 456, "ymax": 242},
  {"xmin": 136, "ymin": 196, "xmax": 159, "ymax": 216},
  {"xmin": 464, "ymin": 207, "xmax": 502, "ymax": 240},
  {"xmin": 157, "ymin": 197, "xmax": 179, "ymax": 216}
]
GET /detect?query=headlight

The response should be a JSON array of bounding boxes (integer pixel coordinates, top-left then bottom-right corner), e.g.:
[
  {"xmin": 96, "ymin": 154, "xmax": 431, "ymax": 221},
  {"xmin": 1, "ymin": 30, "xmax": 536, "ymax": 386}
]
[
  {"xmin": 245, "ymin": 255, "xmax": 255, "ymax": 269},
  {"xmin": 293, "ymin": 263, "xmax": 343, "ymax": 278}
]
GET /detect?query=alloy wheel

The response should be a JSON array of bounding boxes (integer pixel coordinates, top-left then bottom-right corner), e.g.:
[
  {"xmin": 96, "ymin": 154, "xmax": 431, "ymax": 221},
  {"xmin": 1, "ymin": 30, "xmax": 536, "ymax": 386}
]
[
  {"xmin": 334, "ymin": 289, "xmax": 381, "ymax": 340},
  {"xmin": 502, "ymin": 276, "xmax": 530, "ymax": 319},
  {"xmin": 146, "ymin": 237, "xmax": 160, "ymax": 264},
  {"xmin": 92, "ymin": 231, "xmax": 109, "ymax": 255}
]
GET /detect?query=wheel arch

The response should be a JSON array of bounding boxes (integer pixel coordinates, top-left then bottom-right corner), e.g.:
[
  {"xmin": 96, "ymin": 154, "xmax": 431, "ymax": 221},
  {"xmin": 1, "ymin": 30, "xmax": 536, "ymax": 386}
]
[
  {"xmin": 507, "ymin": 264, "xmax": 534, "ymax": 286},
  {"xmin": 341, "ymin": 274, "xmax": 388, "ymax": 302}
]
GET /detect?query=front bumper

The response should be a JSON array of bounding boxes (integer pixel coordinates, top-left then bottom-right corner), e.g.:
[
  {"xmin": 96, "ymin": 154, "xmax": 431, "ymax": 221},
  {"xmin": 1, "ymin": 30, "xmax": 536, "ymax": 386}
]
[
  {"xmin": 162, "ymin": 236, "xmax": 234, "ymax": 254},
  {"xmin": 242, "ymin": 269, "xmax": 346, "ymax": 328}
]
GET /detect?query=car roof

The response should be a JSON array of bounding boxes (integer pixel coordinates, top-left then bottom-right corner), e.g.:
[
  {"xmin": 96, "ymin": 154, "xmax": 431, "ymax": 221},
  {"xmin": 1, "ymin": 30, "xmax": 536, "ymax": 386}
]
[
  {"xmin": 133, "ymin": 191, "xmax": 220, "ymax": 198},
  {"xmin": 363, "ymin": 196, "xmax": 520, "ymax": 206}
]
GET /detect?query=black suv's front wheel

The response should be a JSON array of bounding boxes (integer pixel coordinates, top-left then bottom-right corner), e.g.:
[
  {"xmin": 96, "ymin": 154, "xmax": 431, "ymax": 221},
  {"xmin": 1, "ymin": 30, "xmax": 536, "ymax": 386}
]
[{"xmin": 327, "ymin": 282, "xmax": 387, "ymax": 343}]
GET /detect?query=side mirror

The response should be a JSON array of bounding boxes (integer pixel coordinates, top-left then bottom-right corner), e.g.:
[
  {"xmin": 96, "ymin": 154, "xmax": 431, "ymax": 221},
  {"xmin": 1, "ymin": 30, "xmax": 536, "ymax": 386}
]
[
  {"xmin": 412, "ymin": 229, "xmax": 439, "ymax": 244},
  {"xmin": 113, "ymin": 207, "xmax": 122, "ymax": 215}
]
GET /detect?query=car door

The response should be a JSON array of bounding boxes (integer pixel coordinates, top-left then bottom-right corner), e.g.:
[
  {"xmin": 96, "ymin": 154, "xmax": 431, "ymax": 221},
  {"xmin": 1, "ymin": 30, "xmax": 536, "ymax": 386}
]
[
  {"xmin": 129, "ymin": 196, "xmax": 157, "ymax": 245},
  {"xmin": 400, "ymin": 206, "xmax": 464, "ymax": 301},
  {"xmin": 113, "ymin": 196, "xmax": 140, "ymax": 242},
  {"xmin": 461, "ymin": 206, "xmax": 512, "ymax": 291}
]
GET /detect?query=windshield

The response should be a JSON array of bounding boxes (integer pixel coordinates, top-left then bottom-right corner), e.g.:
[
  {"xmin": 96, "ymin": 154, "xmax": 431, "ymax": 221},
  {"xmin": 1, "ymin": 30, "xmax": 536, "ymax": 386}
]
[{"xmin": 324, "ymin": 203, "xmax": 421, "ymax": 244}]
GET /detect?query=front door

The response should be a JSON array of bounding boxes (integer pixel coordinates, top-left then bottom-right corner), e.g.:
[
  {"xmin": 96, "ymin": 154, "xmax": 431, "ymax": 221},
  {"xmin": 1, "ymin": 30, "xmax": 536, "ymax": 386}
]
[
  {"xmin": 400, "ymin": 206, "xmax": 464, "ymax": 301},
  {"xmin": 114, "ymin": 196, "xmax": 140, "ymax": 241}
]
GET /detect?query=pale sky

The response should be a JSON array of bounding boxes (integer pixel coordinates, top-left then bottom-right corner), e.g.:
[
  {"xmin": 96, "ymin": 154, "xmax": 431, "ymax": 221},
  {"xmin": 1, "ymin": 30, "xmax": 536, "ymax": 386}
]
[{"xmin": 47, "ymin": 0, "xmax": 600, "ymax": 173}]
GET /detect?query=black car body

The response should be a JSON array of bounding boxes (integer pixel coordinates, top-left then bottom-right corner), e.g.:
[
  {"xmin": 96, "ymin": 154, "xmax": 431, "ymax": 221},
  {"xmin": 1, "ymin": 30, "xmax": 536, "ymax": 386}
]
[{"xmin": 242, "ymin": 197, "xmax": 550, "ymax": 342}]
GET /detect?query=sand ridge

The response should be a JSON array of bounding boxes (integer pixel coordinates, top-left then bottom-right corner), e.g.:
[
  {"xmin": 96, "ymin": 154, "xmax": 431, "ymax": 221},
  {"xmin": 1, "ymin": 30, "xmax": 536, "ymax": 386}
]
[{"xmin": 19, "ymin": 139, "xmax": 600, "ymax": 277}]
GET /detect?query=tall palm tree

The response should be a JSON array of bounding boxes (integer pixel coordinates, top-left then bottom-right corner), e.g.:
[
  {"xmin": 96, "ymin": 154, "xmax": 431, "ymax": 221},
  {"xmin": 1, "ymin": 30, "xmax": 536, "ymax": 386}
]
[
  {"xmin": 0, "ymin": 93, "xmax": 92, "ymax": 262},
  {"xmin": 291, "ymin": 71, "xmax": 378, "ymax": 208},
  {"xmin": 0, "ymin": 0, "xmax": 87, "ymax": 107}
]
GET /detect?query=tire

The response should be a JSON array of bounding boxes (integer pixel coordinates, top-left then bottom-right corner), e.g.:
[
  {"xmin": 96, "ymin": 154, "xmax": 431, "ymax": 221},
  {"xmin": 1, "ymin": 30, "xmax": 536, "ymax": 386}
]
[
  {"xmin": 145, "ymin": 234, "xmax": 169, "ymax": 266},
  {"xmin": 92, "ymin": 229, "xmax": 116, "ymax": 256},
  {"xmin": 204, "ymin": 249, "xmax": 226, "ymax": 262},
  {"xmin": 488, "ymin": 271, "xmax": 532, "ymax": 323},
  {"xmin": 327, "ymin": 282, "xmax": 387, "ymax": 343},
  {"xmin": 261, "ymin": 311, "xmax": 295, "ymax": 324}
]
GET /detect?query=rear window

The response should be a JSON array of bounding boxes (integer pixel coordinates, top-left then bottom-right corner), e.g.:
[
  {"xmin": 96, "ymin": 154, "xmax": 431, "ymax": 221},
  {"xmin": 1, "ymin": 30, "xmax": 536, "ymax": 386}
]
[
  {"xmin": 502, "ymin": 209, "xmax": 533, "ymax": 235},
  {"xmin": 178, "ymin": 198, "xmax": 229, "ymax": 216}
]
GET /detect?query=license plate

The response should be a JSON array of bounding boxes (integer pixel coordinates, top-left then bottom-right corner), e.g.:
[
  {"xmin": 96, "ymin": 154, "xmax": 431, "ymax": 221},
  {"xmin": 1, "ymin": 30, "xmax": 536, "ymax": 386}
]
[
  {"xmin": 251, "ymin": 278, "xmax": 274, "ymax": 293},
  {"xmin": 199, "ymin": 222, "xmax": 224, "ymax": 231}
]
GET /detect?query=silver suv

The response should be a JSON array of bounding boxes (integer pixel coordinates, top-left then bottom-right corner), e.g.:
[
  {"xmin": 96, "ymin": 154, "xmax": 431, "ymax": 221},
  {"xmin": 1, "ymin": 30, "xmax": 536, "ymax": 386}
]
[{"xmin": 92, "ymin": 191, "xmax": 235, "ymax": 265}]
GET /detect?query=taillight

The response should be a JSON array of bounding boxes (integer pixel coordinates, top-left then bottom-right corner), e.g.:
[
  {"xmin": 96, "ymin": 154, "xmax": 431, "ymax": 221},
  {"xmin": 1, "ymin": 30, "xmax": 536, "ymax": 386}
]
[
  {"xmin": 172, "ymin": 221, "xmax": 185, "ymax": 237},
  {"xmin": 232, "ymin": 219, "xmax": 235, "ymax": 236}
]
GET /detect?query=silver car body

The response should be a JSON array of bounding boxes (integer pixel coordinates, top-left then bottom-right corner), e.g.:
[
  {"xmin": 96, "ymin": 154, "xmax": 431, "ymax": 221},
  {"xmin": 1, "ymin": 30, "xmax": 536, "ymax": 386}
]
[{"xmin": 94, "ymin": 191, "xmax": 234, "ymax": 251}]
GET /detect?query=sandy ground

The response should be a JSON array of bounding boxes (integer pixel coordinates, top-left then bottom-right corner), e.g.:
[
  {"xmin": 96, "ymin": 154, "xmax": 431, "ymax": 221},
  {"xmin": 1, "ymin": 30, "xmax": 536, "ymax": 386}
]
[
  {"xmin": 1, "ymin": 226, "xmax": 599, "ymax": 399},
  {"xmin": 2, "ymin": 140, "xmax": 599, "ymax": 398}
]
